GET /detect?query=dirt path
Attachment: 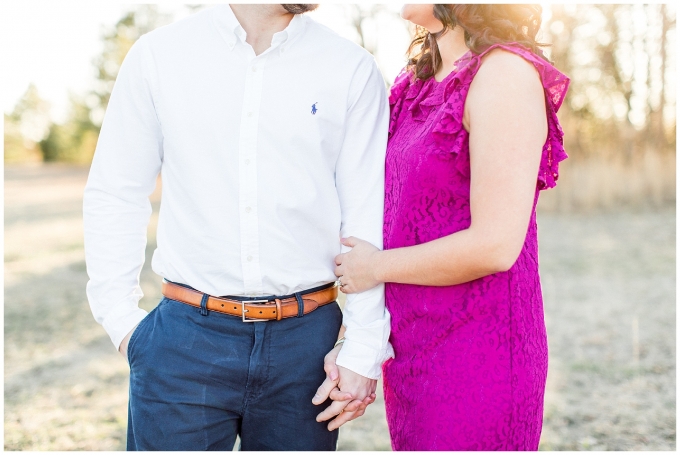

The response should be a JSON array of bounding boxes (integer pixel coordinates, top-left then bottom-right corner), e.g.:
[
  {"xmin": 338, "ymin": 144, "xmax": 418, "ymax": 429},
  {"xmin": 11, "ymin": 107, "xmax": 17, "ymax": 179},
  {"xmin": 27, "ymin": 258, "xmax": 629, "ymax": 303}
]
[{"xmin": 4, "ymin": 164, "xmax": 675, "ymax": 450}]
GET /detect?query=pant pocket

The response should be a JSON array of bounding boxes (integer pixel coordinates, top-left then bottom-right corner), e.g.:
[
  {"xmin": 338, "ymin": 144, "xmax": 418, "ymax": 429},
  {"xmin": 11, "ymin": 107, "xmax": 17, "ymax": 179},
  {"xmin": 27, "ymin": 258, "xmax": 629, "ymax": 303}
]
[{"xmin": 128, "ymin": 298, "xmax": 166, "ymax": 367}]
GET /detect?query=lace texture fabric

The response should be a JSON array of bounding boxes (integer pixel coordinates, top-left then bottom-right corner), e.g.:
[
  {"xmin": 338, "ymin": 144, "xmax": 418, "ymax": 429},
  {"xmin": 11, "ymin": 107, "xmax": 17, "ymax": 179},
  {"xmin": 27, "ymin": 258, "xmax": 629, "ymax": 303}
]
[{"xmin": 382, "ymin": 44, "xmax": 569, "ymax": 450}]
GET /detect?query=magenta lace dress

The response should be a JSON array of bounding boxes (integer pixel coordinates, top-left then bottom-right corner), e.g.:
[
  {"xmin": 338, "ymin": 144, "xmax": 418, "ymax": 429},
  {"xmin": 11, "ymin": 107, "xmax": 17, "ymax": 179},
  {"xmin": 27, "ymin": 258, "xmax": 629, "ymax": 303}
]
[{"xmin": 382, "ymin": 44, "xmax": 570, "ymax": 451}]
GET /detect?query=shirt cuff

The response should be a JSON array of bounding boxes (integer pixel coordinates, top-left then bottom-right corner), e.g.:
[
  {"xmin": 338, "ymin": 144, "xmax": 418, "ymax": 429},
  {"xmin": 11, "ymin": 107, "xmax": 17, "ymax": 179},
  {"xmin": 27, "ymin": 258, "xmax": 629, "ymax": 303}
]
[
  {"xmin": 101, "ymin": 302, "xmax": 149, "ymax": 350},
  {"xmin": 336, "ymin": 338, "xmax": 395, "ymax": 380}
]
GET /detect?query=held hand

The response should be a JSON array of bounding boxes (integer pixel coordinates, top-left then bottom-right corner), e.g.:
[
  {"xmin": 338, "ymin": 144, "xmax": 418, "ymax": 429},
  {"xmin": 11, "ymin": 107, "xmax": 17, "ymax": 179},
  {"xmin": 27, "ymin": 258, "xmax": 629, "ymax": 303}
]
[
  {"xmin": 316, "ymin": 366, "xmax": 377, "ymax": 431},
  {"xmin": 334, "ymin": 237, "xmax": 381, "ymax": 294},
  {"xmin": 312, "ymin": 344, "xmax": 377, "ymax": 431},
  {"xmin": 118, "ymin": 323, "xmax": 139, "ymax": 363},
  {"xmin": 312, "ymin": 344, "xmax": 351, "ymax": 403}
]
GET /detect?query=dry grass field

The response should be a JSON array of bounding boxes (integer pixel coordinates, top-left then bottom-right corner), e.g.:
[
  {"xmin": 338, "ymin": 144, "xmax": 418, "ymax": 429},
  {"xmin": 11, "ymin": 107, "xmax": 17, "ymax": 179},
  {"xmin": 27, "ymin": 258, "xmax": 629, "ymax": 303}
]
[{"xmin": 4, "ymin": 163, "xmax": 675, "ymax": 450}]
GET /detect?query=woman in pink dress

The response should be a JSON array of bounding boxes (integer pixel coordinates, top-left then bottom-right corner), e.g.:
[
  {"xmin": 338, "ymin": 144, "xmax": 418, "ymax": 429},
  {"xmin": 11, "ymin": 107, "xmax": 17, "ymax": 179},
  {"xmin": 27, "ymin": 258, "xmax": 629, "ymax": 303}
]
[{"xmin": 334, "ymin": 4, "xmax": 569, "ymax": 451}]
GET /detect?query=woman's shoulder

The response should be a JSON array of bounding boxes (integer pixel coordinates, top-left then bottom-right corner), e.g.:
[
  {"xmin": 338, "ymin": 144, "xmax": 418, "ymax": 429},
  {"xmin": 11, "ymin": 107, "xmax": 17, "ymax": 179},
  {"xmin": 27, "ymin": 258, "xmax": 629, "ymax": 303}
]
[
  {"xmin": 471, "ymin": 48, "xmax": 546, "ymax": 103},
  {"xmin": 477, "ymin": 47, "xmax": 543, "ymax": 80},
  {"xmin": 471, "ymin": 44, "xmax": 570, "ymax": 112},
  {"xmin": 467, "ymin": 44, "xmax": 570, "ymax": 190}
]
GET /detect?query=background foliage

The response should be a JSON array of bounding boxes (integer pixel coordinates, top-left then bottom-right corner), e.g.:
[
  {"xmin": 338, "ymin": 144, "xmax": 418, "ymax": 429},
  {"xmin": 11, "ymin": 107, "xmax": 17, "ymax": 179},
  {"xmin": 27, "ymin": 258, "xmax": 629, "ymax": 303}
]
[
  {"xmin": 4, "ymin": 6, "xmax": 174, "ymax": 163},
  {"xmin": 538, "ymin": 4, "xmax": 676, "ymax": 211},
  {"xmin": 4, "ymin": 4, "xmax": 675, "ymax": 210}
]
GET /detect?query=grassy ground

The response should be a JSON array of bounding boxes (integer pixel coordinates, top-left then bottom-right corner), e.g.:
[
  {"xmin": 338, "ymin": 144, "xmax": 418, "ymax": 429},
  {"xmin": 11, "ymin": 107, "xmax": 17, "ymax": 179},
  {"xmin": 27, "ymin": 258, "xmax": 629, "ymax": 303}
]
[{"xmin": 4, "ymin": 164, "xmax": 675, "ymax": 450}]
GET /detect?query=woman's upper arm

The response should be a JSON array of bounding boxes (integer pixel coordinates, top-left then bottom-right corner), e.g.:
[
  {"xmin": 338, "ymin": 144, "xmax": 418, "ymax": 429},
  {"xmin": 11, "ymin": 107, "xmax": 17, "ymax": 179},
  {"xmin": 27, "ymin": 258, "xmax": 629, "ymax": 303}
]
[{"xmin": 465, "ymin": 49, "xmax": 548, "ymax": 267}]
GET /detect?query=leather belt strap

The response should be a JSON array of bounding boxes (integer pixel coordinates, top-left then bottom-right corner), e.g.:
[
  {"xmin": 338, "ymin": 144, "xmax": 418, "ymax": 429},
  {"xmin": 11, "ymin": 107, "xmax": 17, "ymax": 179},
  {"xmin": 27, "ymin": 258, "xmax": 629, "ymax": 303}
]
[{"xmin": 161, "ymin": 279, "xmax": 338, "ymax": 321}]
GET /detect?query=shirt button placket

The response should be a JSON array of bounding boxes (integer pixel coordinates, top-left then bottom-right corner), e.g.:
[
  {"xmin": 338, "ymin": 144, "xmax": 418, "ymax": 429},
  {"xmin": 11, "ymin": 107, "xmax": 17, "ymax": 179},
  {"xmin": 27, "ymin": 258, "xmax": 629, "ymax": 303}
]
[{"xmin": 239, "ymin": 57, "xmax": 265, "ymax": 295}]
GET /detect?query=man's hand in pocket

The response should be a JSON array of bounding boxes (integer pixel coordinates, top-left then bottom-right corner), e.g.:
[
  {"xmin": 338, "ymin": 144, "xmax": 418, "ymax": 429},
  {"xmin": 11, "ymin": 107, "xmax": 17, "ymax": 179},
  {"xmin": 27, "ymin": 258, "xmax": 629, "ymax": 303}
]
[{"xmin": 119, "ymin": 323, "xmax": 140, "ymax": 363}]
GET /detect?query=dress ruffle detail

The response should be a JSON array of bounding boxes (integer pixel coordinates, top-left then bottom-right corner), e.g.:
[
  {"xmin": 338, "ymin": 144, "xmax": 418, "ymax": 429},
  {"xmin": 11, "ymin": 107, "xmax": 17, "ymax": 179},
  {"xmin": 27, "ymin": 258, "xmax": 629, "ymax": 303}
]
[
  {"xmin": 388, "ymin": 70, "xmax": 413, "ymax": 137},
  {"xmin": 391, "ymin": 43, "xmax": 570, "ymax": 189}
]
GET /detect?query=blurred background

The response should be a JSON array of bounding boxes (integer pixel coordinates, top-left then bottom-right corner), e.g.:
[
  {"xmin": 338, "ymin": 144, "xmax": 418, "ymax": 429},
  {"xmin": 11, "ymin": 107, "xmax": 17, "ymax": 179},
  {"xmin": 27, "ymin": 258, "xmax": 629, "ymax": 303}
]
[{"xmin": 3, "ymin": 3, "xmax": 676, "ymax": 450}]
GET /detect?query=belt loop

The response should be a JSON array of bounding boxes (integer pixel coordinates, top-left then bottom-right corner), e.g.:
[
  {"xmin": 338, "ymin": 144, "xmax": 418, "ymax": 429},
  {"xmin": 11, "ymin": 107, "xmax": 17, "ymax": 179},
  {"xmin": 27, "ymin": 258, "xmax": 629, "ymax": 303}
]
[
  {"xmin": 275, "ymin": 298, "xmax": 283, "ymax": 321},
  {"xmin": 294, "ymin": 292, "xmax": 304, "ymax": 318},
  {"xmin": 199, "ymin": 293, "xmax": 209, "ymax": 316}
]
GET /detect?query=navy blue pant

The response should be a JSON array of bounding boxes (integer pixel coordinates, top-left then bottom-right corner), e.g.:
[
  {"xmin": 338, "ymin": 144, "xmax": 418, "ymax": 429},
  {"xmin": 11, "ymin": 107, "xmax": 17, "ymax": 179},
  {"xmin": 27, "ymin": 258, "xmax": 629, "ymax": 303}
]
[{"xmin": 126, "ymin": 295, "xmax": 342, "ymax": 450}]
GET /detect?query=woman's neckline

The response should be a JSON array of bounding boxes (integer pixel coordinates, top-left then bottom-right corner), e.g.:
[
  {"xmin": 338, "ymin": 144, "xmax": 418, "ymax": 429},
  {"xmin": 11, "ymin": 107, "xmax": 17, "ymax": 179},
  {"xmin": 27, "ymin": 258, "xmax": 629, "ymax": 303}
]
[
  {"xmin": 432, "ymin": 50, "xmax": 473, "ymax": 84},
  {"xmin": 431, "ymin": 50, "xmax": 472, "ymax": 85}
]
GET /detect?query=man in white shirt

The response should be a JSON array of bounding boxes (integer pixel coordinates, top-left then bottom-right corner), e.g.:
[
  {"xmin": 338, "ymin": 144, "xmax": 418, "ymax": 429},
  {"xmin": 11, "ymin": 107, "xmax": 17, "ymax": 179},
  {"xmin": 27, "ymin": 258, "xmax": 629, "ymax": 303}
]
[{"xmin": 83, "ymin": 3, "xmax": 392, "ymax": 451}]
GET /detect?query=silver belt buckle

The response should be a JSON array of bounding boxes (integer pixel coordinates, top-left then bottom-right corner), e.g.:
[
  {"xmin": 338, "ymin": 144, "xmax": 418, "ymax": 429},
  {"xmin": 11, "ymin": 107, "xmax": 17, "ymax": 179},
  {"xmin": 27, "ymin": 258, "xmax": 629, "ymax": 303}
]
[{"xmin": 241, "ymin": 299, "xmax": 269, "ymax": 322}]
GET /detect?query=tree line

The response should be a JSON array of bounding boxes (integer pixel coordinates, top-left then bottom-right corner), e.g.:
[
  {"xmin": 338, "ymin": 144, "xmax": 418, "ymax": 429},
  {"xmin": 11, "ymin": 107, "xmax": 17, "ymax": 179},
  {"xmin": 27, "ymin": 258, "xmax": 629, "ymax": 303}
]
[
  {"xmin": 4, "ymin": 6, "xmax": 173, "ymax": 163},
  {"xmin": 547, "ymin": 4, "xmax": 675, "ymax": 160}
]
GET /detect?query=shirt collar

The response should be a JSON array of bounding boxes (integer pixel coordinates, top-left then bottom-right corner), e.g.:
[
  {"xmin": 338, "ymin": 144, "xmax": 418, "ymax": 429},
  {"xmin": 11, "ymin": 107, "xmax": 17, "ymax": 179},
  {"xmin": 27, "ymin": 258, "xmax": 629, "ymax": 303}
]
[{"xmin": 212, "ymin": 5, "xmax": 306, "ymax": 52}]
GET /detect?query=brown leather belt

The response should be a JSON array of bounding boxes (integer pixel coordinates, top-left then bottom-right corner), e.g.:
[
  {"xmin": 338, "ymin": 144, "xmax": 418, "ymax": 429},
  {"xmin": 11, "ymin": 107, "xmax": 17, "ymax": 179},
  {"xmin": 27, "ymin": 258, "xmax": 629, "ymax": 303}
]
[{"xmin": 161, "ymin": 279, "xmax": 338, "ymax": 322}]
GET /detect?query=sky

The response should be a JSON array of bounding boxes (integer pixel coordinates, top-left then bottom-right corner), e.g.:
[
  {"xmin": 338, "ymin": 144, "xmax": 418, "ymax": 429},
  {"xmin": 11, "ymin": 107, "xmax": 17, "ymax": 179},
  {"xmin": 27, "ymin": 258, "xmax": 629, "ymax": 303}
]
[
  {"xmin": 2, "ymin": 2, "xmax": 129, "ymax": 122},
  {"xmin": 1, "ymin": 2, "xmax": 410, "ymax": 124}
]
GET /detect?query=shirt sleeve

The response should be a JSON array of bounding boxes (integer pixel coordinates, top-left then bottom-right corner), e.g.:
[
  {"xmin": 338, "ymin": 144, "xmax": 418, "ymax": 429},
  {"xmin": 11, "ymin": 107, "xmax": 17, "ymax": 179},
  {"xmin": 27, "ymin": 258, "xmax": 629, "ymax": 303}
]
[
  {"xmin": 83, "ymin": 35, "xmax": 163, "ymax": 350},
  {"xmin": 334, "ymin": 56, "xmax": 394, "ymax": 380}
]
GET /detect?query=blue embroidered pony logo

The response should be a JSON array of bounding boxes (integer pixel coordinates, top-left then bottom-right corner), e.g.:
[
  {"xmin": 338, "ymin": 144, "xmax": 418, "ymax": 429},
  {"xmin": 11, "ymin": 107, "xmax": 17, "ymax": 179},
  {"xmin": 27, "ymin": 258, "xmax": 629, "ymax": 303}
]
[{"xmin": 311, "ymin": 102, "xmax": 318, "ymax": 115}]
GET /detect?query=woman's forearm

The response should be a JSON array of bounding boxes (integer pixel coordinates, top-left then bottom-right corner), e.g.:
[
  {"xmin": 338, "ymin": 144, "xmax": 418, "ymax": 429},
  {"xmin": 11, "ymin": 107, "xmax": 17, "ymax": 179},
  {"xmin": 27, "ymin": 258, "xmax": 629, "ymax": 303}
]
[{"xmin": 373, "ymin": 227, "xmax": 518, "ymax": 287}]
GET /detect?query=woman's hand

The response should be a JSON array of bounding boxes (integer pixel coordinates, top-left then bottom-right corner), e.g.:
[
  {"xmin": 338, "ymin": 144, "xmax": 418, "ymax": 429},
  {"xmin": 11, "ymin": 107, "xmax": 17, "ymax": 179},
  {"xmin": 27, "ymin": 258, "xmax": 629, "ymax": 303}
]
[{"xmin": 334, "ymin": 237, "xmax": 382, "ymax": 294}]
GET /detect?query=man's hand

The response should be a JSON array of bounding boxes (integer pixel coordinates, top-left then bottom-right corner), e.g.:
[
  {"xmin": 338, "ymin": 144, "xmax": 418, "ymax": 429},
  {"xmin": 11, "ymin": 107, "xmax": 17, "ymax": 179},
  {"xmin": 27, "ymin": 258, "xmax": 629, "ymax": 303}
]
[
  {"xmin": 118, "ymin": 323, "xmax": 139, "ymax": 363},
  {"xmin": 312, "ymin": 343, "xmax": 377, "ymax": 431}
]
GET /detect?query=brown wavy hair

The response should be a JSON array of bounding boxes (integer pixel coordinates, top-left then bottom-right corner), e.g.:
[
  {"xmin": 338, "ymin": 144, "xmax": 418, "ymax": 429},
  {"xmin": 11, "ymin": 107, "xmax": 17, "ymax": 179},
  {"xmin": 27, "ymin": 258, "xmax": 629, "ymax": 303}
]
[{"xmin": 407, "ymin": 4, "xmax": 549, "ymax": 81}]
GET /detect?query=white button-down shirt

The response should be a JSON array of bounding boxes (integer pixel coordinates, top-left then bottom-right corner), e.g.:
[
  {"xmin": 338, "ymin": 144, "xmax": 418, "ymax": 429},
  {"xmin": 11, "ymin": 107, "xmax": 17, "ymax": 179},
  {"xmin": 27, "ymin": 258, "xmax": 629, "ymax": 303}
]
[{"xmin": 83, "ymin": 5, "xmax": 393, "ymax": 378}]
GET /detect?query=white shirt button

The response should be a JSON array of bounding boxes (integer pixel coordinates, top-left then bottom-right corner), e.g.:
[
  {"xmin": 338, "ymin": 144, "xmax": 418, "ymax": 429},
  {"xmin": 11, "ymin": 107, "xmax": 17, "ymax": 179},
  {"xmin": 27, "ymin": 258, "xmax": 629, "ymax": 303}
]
[
  {"xmin": 247, "ymin": 255, "xmax": 253, "ymax": 262},
  {"xmin": 245, "ymin": 159, "xmax": 250, "ymax": 165},
  {"xmin": 245, "ymin": 207, "xmax": 252, "ymax": 213},
  {"xmin": 251, "ymin": 67, "xmax": 257, "ymax": 72},
  {"xmin": 247, "ymin": 112, "xmax": 253, "ymax": 117}
]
